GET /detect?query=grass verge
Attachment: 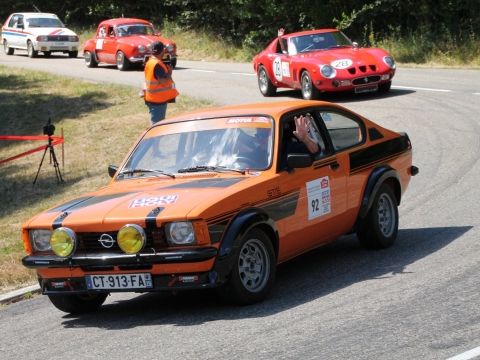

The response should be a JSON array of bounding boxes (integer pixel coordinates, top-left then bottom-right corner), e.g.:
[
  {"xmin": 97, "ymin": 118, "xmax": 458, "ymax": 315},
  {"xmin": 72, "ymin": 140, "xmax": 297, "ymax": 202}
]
[{"xmin": 0, "ymin": 65, "xmax": 214, "ymax": 292}]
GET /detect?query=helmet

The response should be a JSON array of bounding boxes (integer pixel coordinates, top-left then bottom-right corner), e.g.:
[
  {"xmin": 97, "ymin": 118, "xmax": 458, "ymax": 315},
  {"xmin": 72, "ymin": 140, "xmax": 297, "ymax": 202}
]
[{"xmin": 151, "ymin": 41, "xmax": 165, "ymax": 55}]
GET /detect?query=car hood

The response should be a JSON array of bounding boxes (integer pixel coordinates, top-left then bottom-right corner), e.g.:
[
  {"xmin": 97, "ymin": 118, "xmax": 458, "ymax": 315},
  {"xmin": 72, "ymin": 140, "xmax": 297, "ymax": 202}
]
[
  {"xmin": 300, "ymin": 47, "xmax": 388, "ymax": 65},
  {"xmin": 25, "ymin": 27, "xmax": 77, "ymax": 36},
  {"xmin": 25, "ymin": 175, "xmax": 249, "ymax": 230}
]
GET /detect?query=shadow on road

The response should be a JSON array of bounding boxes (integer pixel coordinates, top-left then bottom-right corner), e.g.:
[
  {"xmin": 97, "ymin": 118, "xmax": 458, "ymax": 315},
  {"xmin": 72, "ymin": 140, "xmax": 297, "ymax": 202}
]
[
  {"xmin": 60, "ymin": 225, "xmax": 471, "ymax": 329},
  {"xmin": 272, "ymin": 88, "xmax": 415, "ymax": 103}
]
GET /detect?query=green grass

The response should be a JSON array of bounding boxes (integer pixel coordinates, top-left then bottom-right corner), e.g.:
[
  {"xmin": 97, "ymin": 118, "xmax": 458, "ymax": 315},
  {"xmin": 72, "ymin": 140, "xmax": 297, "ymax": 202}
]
[{"xmin": 0, "ymin": 65, "xmax": 214, "ymax": 292}]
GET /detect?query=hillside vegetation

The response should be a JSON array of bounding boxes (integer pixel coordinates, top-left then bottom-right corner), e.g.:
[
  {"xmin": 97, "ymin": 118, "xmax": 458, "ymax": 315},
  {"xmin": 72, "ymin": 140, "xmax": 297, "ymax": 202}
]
[{"xmin": 2, "ymin": 0, "xmax": 479, "ymax": 66}]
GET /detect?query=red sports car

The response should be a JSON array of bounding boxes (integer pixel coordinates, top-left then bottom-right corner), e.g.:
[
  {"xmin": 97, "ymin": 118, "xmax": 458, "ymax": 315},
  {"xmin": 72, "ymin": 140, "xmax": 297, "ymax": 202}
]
[
  {"xmin": 83, "ymin": 18, "xmax": 177, "ymax": 71},
  {"xmin": 253, "ymin": 29, "xmax": 396, "ymax": 99}
]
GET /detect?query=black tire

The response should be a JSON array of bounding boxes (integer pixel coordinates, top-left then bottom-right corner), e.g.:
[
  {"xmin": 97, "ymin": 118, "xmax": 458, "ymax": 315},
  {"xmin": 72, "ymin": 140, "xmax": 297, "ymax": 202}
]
[
  {"xmin": 301, "ymin": 71, "xmax": 321, "ymax": 100},
  {"xmin": 170, "ymin": 58, "xmax": 177, "ymax": 69},
  {"xmin": 84, "ymin": 51, "xmax": 98, "ymax": 68},
  {"xmin": 48, "ymin": 293, "xmax": 108, "ymax": 314},
  {"xmin": 3, "ymin": 39, "xmax": 14, "ymax": 55},
  {"xmin": 69, "ymin": 51, "xmax": 78, "ymax": 58},
  {"xmin": 221, "ymin": 228, "xmax": 276, "ymax": 305},
  {"xmin": 43, "ymin": 51, "xmax": 51, "ymax": 57},
  {"xmin": 357, "ymin": 183, "xmax": 398, "ymax": 249},
  {"xmin": 378, "ymin": 81, "xmax": 392, "ymax": 93},
  {"xmin": 257, "ymin": 65, "xmax": 277, "ymax": 96},
  {"xmin": 27, "ymin": 41, "xmax": 38, "ymax": 58},
  {"xmin": 116, "ymin": 51, "xmax": 130, "ymax": 71}
]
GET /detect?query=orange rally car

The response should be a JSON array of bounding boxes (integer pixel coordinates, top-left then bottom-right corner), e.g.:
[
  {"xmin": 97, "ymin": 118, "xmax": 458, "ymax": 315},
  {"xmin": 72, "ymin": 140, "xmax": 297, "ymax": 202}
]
[{"xmin": 22, "ymin": 100, "xmax": 418, "ymax": 314}]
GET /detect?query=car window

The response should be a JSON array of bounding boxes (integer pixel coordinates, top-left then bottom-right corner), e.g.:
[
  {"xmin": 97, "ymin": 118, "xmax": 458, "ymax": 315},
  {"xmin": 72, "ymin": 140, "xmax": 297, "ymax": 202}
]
[
  {"xmin": 98, "ymin": 26, "xmax": 106, "ymax": 38},
  {"xmin": 9, "ymin": 15, "xmax": 24, "ymax": 28},
  {"xmin": 26, "ymin": 17, "xmax": 64, "ymax": 28},
  {"xmin": 318, "ymin": 111, "xmax": 363, "ymax": 151},
  {"xmin": 121, "ymin": 116, "xmax": 274, "ymax": 174}
]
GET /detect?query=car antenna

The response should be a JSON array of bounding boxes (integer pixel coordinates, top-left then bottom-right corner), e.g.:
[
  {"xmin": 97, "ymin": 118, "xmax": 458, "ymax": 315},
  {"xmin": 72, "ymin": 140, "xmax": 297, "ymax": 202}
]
[{"xmin": 33, "ymin": 4, "xmax": 41, "ymax": 12}]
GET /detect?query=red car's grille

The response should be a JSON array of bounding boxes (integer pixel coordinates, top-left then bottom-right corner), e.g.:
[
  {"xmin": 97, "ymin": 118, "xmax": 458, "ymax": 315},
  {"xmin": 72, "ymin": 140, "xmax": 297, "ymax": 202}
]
[{"xmin": 352, "ymin": 75, "xmax": 381, "ymax": 85}]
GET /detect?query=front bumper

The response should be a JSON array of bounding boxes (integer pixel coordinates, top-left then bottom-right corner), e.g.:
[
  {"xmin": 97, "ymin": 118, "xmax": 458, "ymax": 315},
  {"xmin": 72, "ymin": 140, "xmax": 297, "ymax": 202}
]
[
  {"xmin": 22, "ymin": 247, "xmax": 217, "ymax": 268},
  {"xmin": 36, "ymin": 41, "xmax": 79, "ymax": 52}
]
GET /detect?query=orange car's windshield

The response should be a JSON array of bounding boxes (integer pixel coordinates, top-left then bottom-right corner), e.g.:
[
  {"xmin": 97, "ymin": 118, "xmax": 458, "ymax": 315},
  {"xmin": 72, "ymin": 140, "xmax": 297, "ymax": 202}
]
[
  {"xmin": 116, "ymin": 24, "xmax": 155, "ymax": 37},
  {"xmin": 289, "ymin": 31, "xmax": 352, "ymax": 54},
  {"xmin": 120, "ymin": 116, "xmax": 274, "ymax": 177}
]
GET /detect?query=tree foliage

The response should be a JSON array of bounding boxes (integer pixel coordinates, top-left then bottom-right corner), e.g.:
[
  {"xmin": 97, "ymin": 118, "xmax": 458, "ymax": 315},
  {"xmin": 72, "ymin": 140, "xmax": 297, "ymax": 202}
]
[{"xmin": 1, "ymin": 0, "xmax": 478, "ymax": 50}]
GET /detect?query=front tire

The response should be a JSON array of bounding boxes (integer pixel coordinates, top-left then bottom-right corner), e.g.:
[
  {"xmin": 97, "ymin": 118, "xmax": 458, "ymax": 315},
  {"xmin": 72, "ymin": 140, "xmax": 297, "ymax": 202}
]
[
  {"xmin": 3, "ymin": 39, "xmax": 14, "ymax": 55},
  {"xmin": 357, "ymin": 183, "xmax": 398, "ymax": 249},
  {"xmin": 43, "ymin": 51, "xmax": 51, "ymax": 57},
  {"xmin": 301, "ymin": 71, "xmax": 320, "ymax": 100},
  {"xmin": 257, "ymin": 65, "xmax": 277, "ymax": 96},
  {"xmin": 222, "ymin": 228, "xmax": 276, "ymax": 305},
  {"xmin": 116, "ymin": 51, "xmax": 130, "ymax": 71},
  {"xmin": 48, "ymin": 293, "xmax": 108, "ymax": 314},
  {"xmin": 69, "ymin": 51, "xmax": 78, "ymax": 58},
  {"xmin": 84, "ymin": 51, "xmax": 98, "ymax": 68},
  {"xmin": 27, "ymin": 41, "xmax": 38, "ymax": 58},
  {"xmin": 379, "ymin": 81, "xmax": 392, "ymax": 93}
]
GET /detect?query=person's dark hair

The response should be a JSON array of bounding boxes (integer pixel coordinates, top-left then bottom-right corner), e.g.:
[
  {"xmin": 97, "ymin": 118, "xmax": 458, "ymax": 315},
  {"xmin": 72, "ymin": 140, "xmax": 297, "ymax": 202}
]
[{"xmin": 151, "ymin": 41, "xmax": 165, "ymax": 55}]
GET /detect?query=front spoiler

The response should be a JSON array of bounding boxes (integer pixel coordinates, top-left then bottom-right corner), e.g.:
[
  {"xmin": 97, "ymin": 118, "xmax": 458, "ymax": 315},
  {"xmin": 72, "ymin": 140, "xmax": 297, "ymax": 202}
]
[{"xmin": 22, "ymin": 247, "xmax": 218, "ymax": 269}]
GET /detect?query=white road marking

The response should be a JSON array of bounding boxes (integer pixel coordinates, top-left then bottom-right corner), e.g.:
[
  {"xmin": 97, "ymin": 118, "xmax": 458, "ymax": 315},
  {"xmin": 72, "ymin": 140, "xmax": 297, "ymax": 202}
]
[
  {"xmin": 186, "ymin": 69, "xmax": 215, "ymax": 73},
  {"xmin": 446, "ymin": 346, "xmax": 480, "ymax": 360},
  {"xmin": 473, "ymin": 92, "xmax": 480, "ymax": 96},
  {"xmin": 392, "ymin": 85, "xmax": 452, "ymax": 92},
  {"xmin": 231, "ymin": 72, "xmax": 256, "ymax": 76}
]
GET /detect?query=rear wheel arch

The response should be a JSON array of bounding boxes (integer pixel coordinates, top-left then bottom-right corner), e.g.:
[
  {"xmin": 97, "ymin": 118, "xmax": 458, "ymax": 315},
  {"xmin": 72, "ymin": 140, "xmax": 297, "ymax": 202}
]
[{"xmin": 358, "ymin": 166, "xmax": 401, "ymax": 220}]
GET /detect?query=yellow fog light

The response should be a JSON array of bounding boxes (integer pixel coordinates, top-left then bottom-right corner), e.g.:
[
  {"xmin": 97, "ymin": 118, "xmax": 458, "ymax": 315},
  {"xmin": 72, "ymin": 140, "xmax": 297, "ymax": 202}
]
[
  {"xmin": 50, "ymin": 227, "xmax": 77, "ymax": 257},
  {"xmin": 117, "ymin": 224, "xmax": 146, "ymax": 254}
]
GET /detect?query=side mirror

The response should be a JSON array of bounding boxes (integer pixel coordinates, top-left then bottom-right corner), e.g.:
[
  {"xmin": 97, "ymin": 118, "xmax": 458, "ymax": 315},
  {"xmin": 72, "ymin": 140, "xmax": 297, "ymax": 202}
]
[
  {"xmin": 108, "ymin": 165, "xmax": 118, "ymax": 178},
  {"xmin": 352, "ymin": 42, "xmax": 359, "ymax": 49},
  {"xmin": 287, "ymin": 153, "xmax": 313, "ymax": 169}
]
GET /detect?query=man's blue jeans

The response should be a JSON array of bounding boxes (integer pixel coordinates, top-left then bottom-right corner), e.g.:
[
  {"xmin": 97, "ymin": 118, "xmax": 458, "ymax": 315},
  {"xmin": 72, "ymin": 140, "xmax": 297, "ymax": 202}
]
[{"xmin": 147, "ymin": 102, "xmax": 168, "ymax": 124}]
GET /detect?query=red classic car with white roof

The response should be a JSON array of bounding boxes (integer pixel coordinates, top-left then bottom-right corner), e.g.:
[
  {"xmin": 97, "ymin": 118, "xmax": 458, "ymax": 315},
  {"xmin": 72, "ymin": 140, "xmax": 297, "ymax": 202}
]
[
  {"xmin": 253, "ymin": 29, "xmax": 396, "ymax": 99},
  {"xmin": 2, "ymin": 12, "xmax": 79, "ymax": 58},
  {"xmin": 83, "ymin": 18, "xmax": 177, "ymax": 71}
]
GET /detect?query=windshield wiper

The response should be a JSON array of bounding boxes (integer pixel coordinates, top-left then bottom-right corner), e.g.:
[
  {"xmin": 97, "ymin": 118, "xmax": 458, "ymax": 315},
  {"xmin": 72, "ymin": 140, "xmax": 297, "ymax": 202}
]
[
  {"xmin": 118, "ymin": 168, "xmax": 176, "ymax": 178},
  {"xmin": 177, "ymin": 165, "xmax": 245, "ymax": 175},
  {"xmin": 328, "ymin": 44, "xmax": 351, "ymax": 49}
]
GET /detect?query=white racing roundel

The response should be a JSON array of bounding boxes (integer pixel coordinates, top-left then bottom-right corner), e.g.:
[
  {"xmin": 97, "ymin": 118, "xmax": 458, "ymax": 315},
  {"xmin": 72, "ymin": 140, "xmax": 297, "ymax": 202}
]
[{"xmin": 331, "ymin": 59, "xmax": 353, "ymax": 69}]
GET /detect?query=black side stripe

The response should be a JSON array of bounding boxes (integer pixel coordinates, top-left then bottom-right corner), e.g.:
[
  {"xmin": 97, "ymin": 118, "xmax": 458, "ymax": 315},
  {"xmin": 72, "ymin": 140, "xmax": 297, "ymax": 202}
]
[
  {"xmin": 259, "ymin": 191, "xmax": 300, "ymax": 221},
  {"xmin": 52, "ymin": 212, "xmax": 69, "ymax": 229},
  {"xmin": 350, "ymin": 136, "xmax": 410, "ymax": 173},
  {"xmin": 145, "ymin": 207, "xmax": 164, "ymax": 229}
]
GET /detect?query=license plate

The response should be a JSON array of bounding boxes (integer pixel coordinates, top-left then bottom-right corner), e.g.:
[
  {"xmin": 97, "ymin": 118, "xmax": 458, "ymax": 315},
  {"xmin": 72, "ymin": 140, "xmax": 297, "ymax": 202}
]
[
  {"xmin": 85, "ymin": 273, "xmax": 153, "ymax": 290},
  {"xmin": 355, "ymin": 85, "xmax": 378, "ymax": 94}
]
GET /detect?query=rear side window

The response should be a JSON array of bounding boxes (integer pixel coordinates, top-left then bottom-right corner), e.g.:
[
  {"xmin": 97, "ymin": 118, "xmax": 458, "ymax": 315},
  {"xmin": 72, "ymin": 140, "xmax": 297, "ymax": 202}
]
[{"xmin": 319, "ymin": 111, "xmax": 363, "ymax": 151}]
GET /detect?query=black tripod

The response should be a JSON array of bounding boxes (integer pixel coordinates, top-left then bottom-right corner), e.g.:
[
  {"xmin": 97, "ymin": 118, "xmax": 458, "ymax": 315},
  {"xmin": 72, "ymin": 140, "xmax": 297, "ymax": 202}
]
[{"xmin": 33, "ymin": 134, "xmax": 64, "ymax": 185}]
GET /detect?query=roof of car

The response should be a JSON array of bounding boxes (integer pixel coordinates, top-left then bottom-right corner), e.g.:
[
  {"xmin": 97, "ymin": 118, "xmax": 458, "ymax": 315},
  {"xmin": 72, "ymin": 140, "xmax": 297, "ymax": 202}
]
[
  {"xmin": 99, "ymin": 18, "xmax": 151, "ymax": 26},
  {"xmin": 13, "ymin": 12, "xmax": 59, "ymax": 18},
  {"xmin": 284, "ymin": 29, "xmax": 339, "ymax": 38},
  {"xmin": 160, "ymin": 100, "xmax": 345, "ymax": 125}
]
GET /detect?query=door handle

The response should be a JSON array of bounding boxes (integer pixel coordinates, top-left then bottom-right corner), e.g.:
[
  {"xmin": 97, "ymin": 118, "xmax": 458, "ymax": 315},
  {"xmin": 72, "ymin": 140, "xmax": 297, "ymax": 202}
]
[{"xmin": 330, "ymin": 161, "xmax": 340, "ymax": 170}]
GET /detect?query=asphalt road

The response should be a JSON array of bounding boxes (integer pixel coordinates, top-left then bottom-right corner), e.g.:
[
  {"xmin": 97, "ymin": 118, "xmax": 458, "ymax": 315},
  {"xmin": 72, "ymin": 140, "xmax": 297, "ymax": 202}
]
[{"xmin": 1, "ymin": 52, "xmax": 480, "ymax": 360}]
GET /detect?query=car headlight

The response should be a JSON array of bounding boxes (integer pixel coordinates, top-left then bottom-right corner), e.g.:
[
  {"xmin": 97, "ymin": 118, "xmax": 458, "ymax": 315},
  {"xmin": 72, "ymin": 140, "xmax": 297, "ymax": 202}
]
[
  {"xmin": 383, "ymin": 56, "xmax": 396, "ymax": 69},
  {"xmin": 138, "ymin": 45, "xmax": 146, "ymax": 53},
  {"xmin": 117, "ymin": 224, "xmax": 146, "ymax": 254},
  {"xmin": 68, "ymin": 36, "xmax": 79, "ymax": 42},
  {"xmin": 30, "ymin": 229, "xmax": 52, "ymax": 251},
  {"xmin": 50, "ymin": 227, "xmax": 77, "ymax": 257},
  {"xmin": 37, "ymin": 36, "xmax": 48, "ymax": 42},
  {"xmin": 320, "ymin": 64, "xmax": 337, "ymax": 79},
  {"xmin": 165, "ymin": 44, "xmax": 174, "ymax": 53},
  {"xmin": 165, "ymin": 222, "xmax": 196, "ymax": 245}
]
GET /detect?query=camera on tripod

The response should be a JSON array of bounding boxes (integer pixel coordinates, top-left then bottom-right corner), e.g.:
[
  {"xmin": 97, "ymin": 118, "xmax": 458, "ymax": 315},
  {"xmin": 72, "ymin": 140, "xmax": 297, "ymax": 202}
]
[{"xmin": 43, "ymin": 118, "xmax": 55, "ymax": 136}]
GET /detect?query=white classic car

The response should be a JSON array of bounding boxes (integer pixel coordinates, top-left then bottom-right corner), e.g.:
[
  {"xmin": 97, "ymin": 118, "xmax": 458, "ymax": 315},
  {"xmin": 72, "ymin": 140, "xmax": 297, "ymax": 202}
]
[{"xmin": 1, "ymin": 12, "xmax": 79, "ymax": 58}]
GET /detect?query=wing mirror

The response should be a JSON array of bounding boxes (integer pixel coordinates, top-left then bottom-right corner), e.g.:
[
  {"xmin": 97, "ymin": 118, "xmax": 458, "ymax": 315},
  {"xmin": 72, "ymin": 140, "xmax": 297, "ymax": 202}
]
[
  {"xmin": 287, "ymin": 153, "xmax": 313, "ymax": 169},
  {"xmin": 108, "ymin": 165, "xmax": 118, "ymax": 178},
  {"xmin": 352, "ymin": 42, "xmax": 359, "ymax": 49}
]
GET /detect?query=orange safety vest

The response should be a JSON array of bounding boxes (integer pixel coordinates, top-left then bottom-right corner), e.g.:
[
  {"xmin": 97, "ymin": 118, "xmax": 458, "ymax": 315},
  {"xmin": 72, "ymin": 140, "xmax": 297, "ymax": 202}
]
[{"xmin": 144, "ymin": 58, "xmax": 179, "ymax": 103}]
